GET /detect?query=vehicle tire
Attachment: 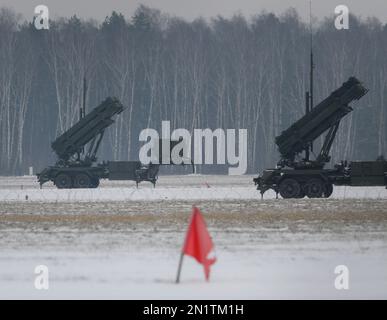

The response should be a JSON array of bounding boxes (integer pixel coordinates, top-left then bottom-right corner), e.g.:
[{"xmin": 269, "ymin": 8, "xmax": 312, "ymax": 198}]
[
  {"xmin": 324, "ymin": 183, "xmax": 333, "ymax": 198},
  {"xmin": 74, "ymin": 173, "xmax": 91, "ymax": 188},
  {"xmin": 90, "ymin": 177, "xmax": 100, "ymax": 188},
  {"xmin": 304, "ymin": 178, "xmax": 324, "ymax": 198},
  {"xmin": 54, "ymin": 173, "xmax": 72, "ymax": 189},
  {"xmin": 279, "ymin": 178, "xmax": 301, "ymax": 199}
]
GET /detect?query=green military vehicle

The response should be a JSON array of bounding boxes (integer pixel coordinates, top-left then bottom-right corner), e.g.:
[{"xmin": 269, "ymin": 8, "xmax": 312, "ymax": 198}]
[{"xmin": 254, "ymin": 77, "xmax": 387, "ymax": 199}]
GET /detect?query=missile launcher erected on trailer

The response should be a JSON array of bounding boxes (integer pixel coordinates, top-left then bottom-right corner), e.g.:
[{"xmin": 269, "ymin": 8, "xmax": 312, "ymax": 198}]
[
  {"xmin": 254, "ymin": 77, "xmax": 387, "ymax": 199},
  {"xmin": 37, "ymin": 97, "xmax": 159, "ymax": 189}
]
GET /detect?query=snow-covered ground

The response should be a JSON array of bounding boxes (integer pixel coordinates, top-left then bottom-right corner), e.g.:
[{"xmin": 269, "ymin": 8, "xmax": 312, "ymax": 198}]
[
  {"xmin": 0, "ymin": 175, "xmax": 386, "ymax": 299},
  {"xmin": 0, "ymin": 174, "xmax": 386, "ymax": 202}
]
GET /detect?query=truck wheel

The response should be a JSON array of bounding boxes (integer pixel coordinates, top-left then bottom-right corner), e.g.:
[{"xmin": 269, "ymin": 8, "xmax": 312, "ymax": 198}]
[
  {"xmin": 55, "ymin": 173, "xmax": 72, "ymax": 189},
  {"xmin": 324, "ymin": 183, "xmax": 333, "ymax": 198},
  {"xmin": 74, "ymin": 173, "xmax": 91, "ymax": 188},
  {"xmin": 279, "ymin": 179, "xmax": 301, "ymax": 199},
  {"xmin": 304, "ymin": 178, "xmax": 324, "ymax": 198}
]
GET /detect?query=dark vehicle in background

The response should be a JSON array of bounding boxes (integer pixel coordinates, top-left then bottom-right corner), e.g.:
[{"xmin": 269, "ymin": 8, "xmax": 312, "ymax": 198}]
[
  {"xmin": 37, "ymin": 97, "xmax": 159, "ymax": 189},
  {"xmin": 254, "ymin": 77, "xmax": 387, "ymax": 199}
]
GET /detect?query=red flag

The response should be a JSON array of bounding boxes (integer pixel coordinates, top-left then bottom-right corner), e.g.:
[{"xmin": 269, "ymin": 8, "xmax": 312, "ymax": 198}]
[{"xmin": 182, "ymin": 206, "xmax": 216, "ymax": 281}]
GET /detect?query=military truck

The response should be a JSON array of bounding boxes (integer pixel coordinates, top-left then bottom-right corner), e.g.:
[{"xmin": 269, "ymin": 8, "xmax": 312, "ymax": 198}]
[
  {"xmin": 254, "ymin": 77, "xmax": 387, "ymax": 199},
  {"xmin": 37, "ymin": 97, "xmax": 159, "ymax": 189}
]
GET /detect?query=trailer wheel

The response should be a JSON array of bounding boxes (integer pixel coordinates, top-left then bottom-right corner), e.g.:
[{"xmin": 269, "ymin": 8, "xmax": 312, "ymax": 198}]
[
  {"xmin": 74, "ymin": 173, "xmax": 91, "ymax": 189},
  {"xmin": 90, "ymin": 177, "xmax": 100, "ymax": 188},
  {"xmin": 279, "ymin": 178, "xmax": 301, "ymax": 199},
  {"xmin": 304, "ymin": 178, "xmax": 324, "ymax": 198},
  {"xmin": 55, "ymin": 173, "xmax": 72, "ymax": 189},
  {"xmin": 324, "ymin": 183, "xmax": 333, "ymax": 198}
]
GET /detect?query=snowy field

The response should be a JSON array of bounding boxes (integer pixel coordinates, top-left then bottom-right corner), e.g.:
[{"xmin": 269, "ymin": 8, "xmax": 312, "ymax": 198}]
[
  {"xmin": 0, "ymin": 175, "xmax": 386, "ymax": 299},
  {"xmin": 1, "ymin": 174, "xmax": 387, "ymax": 202}
]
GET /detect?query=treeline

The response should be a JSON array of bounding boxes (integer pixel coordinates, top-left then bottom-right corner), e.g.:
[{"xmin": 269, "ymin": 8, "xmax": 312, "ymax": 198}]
[{"xmin": 0, "ymin": 5, "xmax": 386, "ymax": 175}]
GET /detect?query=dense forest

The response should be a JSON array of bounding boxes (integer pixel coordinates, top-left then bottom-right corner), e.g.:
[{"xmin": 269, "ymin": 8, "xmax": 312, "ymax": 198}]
[{"xmin": 0, "ymin": 5, "xmax": 386, "ymax": 175}]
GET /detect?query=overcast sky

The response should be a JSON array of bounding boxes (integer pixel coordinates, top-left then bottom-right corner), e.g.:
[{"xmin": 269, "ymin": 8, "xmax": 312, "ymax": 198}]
[{"xmin": 1, "ymin": 0, "xmax": 387, "ymax": 23}]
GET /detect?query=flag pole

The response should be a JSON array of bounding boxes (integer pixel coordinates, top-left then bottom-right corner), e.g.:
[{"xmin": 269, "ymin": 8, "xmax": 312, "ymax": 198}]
[
  {"xmin": 175, "ymin": 251, "xmax": 184, "ymax": 284},
  {"xmin": 176, "ymin": 206, "xmax": 194, "ymax": 284}
]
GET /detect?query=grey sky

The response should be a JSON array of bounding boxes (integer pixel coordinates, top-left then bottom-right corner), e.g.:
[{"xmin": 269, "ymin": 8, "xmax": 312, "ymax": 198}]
[{"xmin": 1, "ymin": 0, "xmax": 387, "ymax": 23}]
